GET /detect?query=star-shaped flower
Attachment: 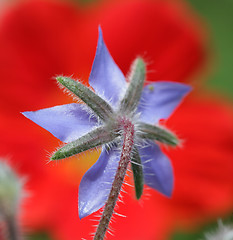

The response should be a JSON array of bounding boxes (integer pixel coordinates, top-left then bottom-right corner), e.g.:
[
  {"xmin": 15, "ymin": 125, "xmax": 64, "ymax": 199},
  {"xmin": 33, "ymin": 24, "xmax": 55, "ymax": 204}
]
[{"xmin": 22, "ymin": 27, "xmax": 191, "ymax": 219}]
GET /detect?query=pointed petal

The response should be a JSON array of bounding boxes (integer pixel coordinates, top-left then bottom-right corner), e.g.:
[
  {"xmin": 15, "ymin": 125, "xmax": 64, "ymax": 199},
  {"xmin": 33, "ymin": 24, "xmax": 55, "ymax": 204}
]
[
  {"xmin": 78, "ymin": 146, "xmax": 120, "ymax": 219},
  {"xmin": 89, "ymin": 27, "xmax": 127, "ymax": 106},
  {"xmin": 22, "ymin": 103, "xmax": 97, "ymax": 143},
  {"xmin": 139, "ymin": 141, "xmax": 174, "ymax": 197},
  {"xmin": 137, "ymin": 81, "xmax": 191, "ymax": 124}
]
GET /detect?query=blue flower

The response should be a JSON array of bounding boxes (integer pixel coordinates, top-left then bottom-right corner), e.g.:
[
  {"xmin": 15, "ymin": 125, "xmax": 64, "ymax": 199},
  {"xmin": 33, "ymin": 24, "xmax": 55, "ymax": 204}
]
[{"xmin": 22, "ymin": 27, "xmax": 191, "ymax": 219}]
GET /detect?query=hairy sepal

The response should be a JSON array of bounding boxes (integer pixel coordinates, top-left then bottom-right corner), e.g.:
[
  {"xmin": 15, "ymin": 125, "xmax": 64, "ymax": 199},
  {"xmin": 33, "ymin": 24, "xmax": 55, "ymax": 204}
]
[
  {"xmin": 51, "ymin": 126, "xmax": 118, "ymax": 160},
  {"xmin": 137, "ymin": 122, "xmax": 179, "ymax": 146},
  {"xmin": 131, "ymin": 146, "xmax": 144, "ymax": 199},
  {"xmin": 57, "ymin": 76, "xmax": 114, "ymax": 121},
  {"xmin": 119, "ymin": 58, "xmax": 145, "ymax": 114}
]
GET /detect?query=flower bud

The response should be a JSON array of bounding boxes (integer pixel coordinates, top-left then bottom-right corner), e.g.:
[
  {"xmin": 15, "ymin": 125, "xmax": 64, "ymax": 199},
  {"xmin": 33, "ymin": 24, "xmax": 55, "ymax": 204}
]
[{"xmin": 0, "ymin": 160, "xmax": 23, "ymax": 218}]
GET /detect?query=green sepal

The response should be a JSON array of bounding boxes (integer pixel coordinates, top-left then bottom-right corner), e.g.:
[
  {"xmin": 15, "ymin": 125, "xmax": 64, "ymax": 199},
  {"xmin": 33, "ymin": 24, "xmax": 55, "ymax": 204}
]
[
  {"xmin": 137, "ymin": 122, "xmax": 179, "ymax": 146},
  {"xmin": 57, "ymin": 76, "xmax": 114, "ymax": 121},
  {"xmin": 131, "ymin": 147, "xmax": 144, "ymax": 199},
  {"xmin": 120, "ymin": 58, "xmax": 145, "ymax": 114},
  {"xmin": 51, "ymin": 126, "xmax": 118, "ymax": 160}
]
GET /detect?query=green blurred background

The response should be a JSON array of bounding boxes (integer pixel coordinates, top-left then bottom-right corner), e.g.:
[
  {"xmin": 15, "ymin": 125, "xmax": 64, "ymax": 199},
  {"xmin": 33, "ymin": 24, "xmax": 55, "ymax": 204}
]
[{"xmin": 188, "ymin": 0, "xmax": 233, "ymax": 102}]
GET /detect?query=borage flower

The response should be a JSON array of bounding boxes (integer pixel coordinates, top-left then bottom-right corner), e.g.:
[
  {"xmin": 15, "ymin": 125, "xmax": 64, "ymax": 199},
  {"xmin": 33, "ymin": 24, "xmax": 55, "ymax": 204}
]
[{"xmin": 23, "ymin": 27, "xmax": 190, "ymax": 236}]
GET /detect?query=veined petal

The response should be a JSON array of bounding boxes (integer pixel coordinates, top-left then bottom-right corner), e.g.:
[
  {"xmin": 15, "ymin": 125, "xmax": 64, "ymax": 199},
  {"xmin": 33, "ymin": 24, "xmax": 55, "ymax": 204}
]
[
  {"xmin": 137, "ymin": 81, "xmax": 191, "ymax": 124},
  {"xmin": 89, "ymin": 27, "xmax": 127, "ymax": 106},
  {"xmin": 78, "ymin": 145, "xmax": 120, "ymax": 219},
  {"xmin": 139, "ymin": 141, "xmax": 173, "ymax": 197},
  {"xmin": 22, "ymin": 103, "xmax": 97, "ymax": 143}
]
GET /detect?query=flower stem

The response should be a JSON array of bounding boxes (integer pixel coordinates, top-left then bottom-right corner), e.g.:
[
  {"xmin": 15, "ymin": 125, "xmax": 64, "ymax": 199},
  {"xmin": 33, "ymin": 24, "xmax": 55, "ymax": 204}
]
[{"xmin": 94, "ymin": 119, "xmax": 134, "ymax": 240}]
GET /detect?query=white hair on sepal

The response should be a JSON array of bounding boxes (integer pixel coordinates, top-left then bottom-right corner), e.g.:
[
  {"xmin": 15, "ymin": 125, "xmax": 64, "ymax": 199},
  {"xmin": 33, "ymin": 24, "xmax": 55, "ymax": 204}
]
[
  {"xmin": 141, "ymin": 158, "xmax": 153, "ymax": 166},
  {"xmin": 47, "ymin": 141, "xmax": 67, "ymax": 164},
  {"xmin": 126, "ymin": 55, "xmax": 149, "ymax": 83},
  {"xmin": 55, "ymin": 76, "xmax": 110, "ymax": 123},
  {"xmin": 79, "ymin": 103, "xmax": 95, "ymax": 118},
  {"xmin": 156, "ymin": 122, "xmax": 183, "ymax": 148},
  {"xmin": 78, "ymin": 99, "xmax": 104, "ymax": 125},
  {"xmin": 144, "ymin": 172, "xmax": 156, "ymax": 178},
  {"xmin": 92, "ymin": 88, "xmax": 105, "ymax": 101},
  {"xmin": 55, "ymin": 75, "xmax": 84, "ymax": 103},
  {"xmin": 130, "ymin": 159, "xmax": 143, "ymax": 167},
  {"xmin": 45, "ymin": 148, "xmax": 54, "ymax": 165},
  {"xmin": 131, "ymin": 111, "xmax": 141, "ymax": 123},
  {"xmin": 104, "ymin": 139, "xmax": 119, "ymax": 153},
  {"xmin": 136, "ymin": 87, "xmax": 149, "ymax": 106},
  {"xmin": 48, "ymin": 140, "xmax": 101, "ymax": 166},
  {"xmin": 134, "ymin": 138, "xmax": 152, "ymax": 150},
  {"xmin": 135, "ymin": 185, "xmax": 152, "ymax": 206},
  {"xmin": 93, "ymin": 88, "xmax": 115, "ymax": 109}
]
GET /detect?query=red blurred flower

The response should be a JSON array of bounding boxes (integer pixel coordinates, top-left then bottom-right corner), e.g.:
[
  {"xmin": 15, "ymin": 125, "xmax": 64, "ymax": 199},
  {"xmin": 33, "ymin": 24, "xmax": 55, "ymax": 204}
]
[{"xmin": 0, "ymin": 0, "xmax": 232, "ymax": 240}]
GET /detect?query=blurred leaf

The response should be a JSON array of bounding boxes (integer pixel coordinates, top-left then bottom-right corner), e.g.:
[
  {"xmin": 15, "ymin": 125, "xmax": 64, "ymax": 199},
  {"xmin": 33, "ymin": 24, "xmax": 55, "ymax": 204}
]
[
  {"xmin": 75, "ymin": 0, "xmax": 100, "ymax": 4},
  {"xmin": 28, "ymin": 232, "xmax": 50, "ymax": 240},
  {"xmin": 171, "ymin": 222, "xmax": 216, "ymax": 240},
  {"xmin": 172, "ymin": 231, "xmax": 202, "ymax": 240}
]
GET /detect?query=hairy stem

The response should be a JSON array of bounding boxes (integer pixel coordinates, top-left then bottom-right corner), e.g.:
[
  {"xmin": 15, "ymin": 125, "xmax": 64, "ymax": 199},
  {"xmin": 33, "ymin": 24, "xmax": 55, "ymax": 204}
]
[{"xmin": 94, "ymin": 119, "xmax": 134, "ymax": 240}]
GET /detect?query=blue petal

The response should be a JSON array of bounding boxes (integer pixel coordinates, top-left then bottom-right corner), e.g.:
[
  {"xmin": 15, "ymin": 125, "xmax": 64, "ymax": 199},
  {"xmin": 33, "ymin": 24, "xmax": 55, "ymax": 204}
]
[
  {"xmin": 78, "ymin": 145, "xmax": 120, "ymax": 219},
  {"xmin": 22, "ymin": 103, "xmax": 97, "ymax": 143},
  {"xmin": 137, "ymin": 81, "xmax": 191, "ymax": 124},
  {"xmin": 89, "ymin": 27, "xmax": 127, "ymax": 106},
  {"xmin": 138, "ymin": 141, "xmax": 174, "ymax": 197}
]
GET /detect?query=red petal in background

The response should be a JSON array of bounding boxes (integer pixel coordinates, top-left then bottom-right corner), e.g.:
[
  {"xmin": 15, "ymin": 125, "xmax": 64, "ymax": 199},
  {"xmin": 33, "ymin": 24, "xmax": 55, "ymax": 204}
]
[
  {"xmin": 0, "ymin": 0, "xmax": 206, "ymax": 114},
  {"xmin": 164, "ymin": 94, "xmax": 233, "ymax": 231}
]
